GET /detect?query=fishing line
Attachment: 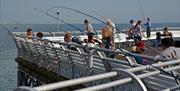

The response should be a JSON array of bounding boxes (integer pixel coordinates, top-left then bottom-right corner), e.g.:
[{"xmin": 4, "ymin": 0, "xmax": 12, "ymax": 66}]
[
  {"xmin": 38, "ymin": 7, "xmax": 165, "ymax": 60},
  {"xmin": 119, "ymin": 46, "xmax": 180, "ymax": 84},
  {"xmin": 34, "ymin": 8, "xmax": 85, "ymax": 35},
  {"xmin": 137, "ymin": 0, "xmax": 146, "ymax": 22},
  {"xmin": 150, "ymin": 64, "xmax": 180, "ymax": 84},
  {"xmin": 0, "ymin": 24, "xmax": 13, "ymax": 35},
  {"xmin": 46, "ymin": 6, "xmax": 122, "ymax": 33},
  {"xmin": 92, "ymin": 10, "xmax": 106, "ymax": 20}
]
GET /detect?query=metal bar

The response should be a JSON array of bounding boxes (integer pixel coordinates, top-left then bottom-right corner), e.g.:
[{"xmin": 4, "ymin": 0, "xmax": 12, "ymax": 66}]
[
  {"xmin": 34, "ymin": 71, "xmax": 117, "ymax": 91},
  {"xmin": 76, "ymin": 66, "xmax": 180, "ymax": 91},
  {"xmin": 13, "ymin": 34, "xmax": 171, "ymax": 62},
  {"xmin": 137, "ymin": 65, "xmax": 180, "ymax": 79},
  {"xmin": 162, "ymin": 85, "xmax": 180, "ymax": 91},
  {"xmin": 14, "ymin": 86, "xmax": 37, "ymax": 91},
  {"xmin": 75, "ymin": 78, "xmax": 132, "ymax": 91},
  {"xmin": 126, "ymin": 59, "xmax": 180, "ymax": 72},
  {"xmin": 103, "ymin": 57, "xmax": 131, "ymax": 66}
]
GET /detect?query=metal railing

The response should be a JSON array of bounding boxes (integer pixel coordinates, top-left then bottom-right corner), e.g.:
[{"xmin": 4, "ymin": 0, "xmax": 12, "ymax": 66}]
[{"xmin": 12, "ymin": 32, "xmax": 180, "ymax": 91}]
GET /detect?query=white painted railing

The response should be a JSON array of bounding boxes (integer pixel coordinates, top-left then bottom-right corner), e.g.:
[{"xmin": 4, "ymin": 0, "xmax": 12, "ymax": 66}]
[{"xmin": 12, "ymin": 32, "xmax": 180, "ymax": 91}]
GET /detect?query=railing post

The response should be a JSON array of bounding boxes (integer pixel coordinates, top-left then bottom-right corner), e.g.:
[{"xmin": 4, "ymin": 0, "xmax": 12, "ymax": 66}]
[
  {"xmin": 87, "ymin": 47, "xmax": 93, "ymax": 70},
  {"xmin": 84, "ymin": 44, "xmax": 96, "ymax": 71}
]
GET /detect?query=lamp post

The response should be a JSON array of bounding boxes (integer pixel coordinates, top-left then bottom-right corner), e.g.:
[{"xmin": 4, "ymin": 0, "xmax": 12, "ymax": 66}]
[{"xmin": 56, "ymin": 12, "xmax": 60, "ymax": 32}]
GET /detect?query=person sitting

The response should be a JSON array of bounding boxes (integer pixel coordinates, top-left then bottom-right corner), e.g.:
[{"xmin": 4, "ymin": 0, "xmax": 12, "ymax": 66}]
[
  {"xmin": 129, "ymin": 41, "xmax": 149, "ymax": 64},
  {"xmin": 130, "ymin": 46, "xmax": 148, "ymax": 65},
  {"xmin": 161, "ymin": 27, "xmax": 173, "ymax": 38},
  {"xmin": 155, "ymin": 37, "xmax": 180, "ymax": 60},
  {"xmin": 26, "ymin": 28, "xmax": 33, "ymax": 39},
  {"xmin": 83, "ymin": 32, "xmax": 101, "ymax": 46},
  {"xmin": 35, "ymin": 32, "xmax": 45, "ymax": 45},
  {"xmin": 154, "ymin": 32, "xmax": 161, "ymax": 47},
  {"xmin": 64, "ymin": 31, "xmax": 73, "ymax": 49},
  {"xmin": 36, "ymin": 32, "xmax": 43, "ymax": 39}
]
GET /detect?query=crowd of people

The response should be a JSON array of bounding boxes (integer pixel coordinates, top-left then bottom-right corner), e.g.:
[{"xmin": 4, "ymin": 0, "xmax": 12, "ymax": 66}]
[{"xmin": 25, "ymin": 18, "xmax": 179, "ymax": 65}]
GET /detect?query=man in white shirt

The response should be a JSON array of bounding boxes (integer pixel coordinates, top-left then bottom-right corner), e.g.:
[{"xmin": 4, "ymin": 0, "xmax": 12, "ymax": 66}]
[
  {"xmin": 84, "ymin": 19, "xmax": 94, "ymax": 33},
  {"xmin": 155, "ymin": 37, "xmax": 180, "ymax": 60}
]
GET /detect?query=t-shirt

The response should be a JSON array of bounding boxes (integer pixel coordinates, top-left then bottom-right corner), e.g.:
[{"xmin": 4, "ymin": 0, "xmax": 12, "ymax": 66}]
[
  {"xmin": 130, "ymin": 23, "xmax": 135, "ymax": 31},
  {"xmin": 145, "ymin": 21, "xmax": 151, "ymax": 30},
  {"xmin": 155, "ymin": 47, "xmax": 180, "ymax": 60},
  {"xmin": 86, "ymin": 23, "xmax": 94, "ymax": 33},
  {"xmin": 133, "ymin": 25, "xmax": 142, "ymax": 37}
]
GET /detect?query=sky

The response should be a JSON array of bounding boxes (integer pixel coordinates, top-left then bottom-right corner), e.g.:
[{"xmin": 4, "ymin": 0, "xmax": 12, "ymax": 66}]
[{"xmin": 0, "ymin": 0, "xmax": 180, "ymax": 24}]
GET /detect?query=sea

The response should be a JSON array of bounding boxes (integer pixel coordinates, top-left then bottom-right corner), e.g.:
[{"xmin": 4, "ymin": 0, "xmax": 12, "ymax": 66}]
[{"xmin": 0, "ymin": 23, "xmax": 180, "ymax": 91}]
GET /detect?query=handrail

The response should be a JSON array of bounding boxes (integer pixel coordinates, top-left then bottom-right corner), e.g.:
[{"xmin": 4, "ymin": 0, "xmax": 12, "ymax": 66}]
[
  {"xmin": 34, "ymin": 72, "xmax": 117, "ymax": 91},
  {"xmin": 126, "ymin": 59, "xmax": 180, "ymax": 72},
  {"xmin": 14, "ymin": 34, "xmax": 172, "ymax": 62},
  {"xmin": 76, "ymin": 65, "xmax": 180, "ymax": 91},
  {"xmin": 13, "ymin": 32, "xmax": 180, "ymax": 91}
]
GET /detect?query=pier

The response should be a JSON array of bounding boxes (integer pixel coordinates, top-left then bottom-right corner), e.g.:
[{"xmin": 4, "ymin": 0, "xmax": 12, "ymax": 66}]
[{"xmin": 13, "ymin": 29, "xmax": 180, "ymax": 91}]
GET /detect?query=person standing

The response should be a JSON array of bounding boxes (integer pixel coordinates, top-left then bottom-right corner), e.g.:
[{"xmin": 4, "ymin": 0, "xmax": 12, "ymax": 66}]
[
  {"xmin": 84, "ymin": 19, "xmax": 94, "ymax": 33},
  {"xmin": 101, "ymin": 27, "xmax": 115, "ymax": 58},
  {"xmin": 26, "ymin": 28, "xmax": 33, "ymax": 39},
  {"xmin": 127, "ymin": 19, "xmax": 135, "ymax": 39},
  {"xmin": 132, "ymin": 20, "xmax": 144, "ymax": 42},
  {"xmin": 106, "ymin": 19, "xmax": 116, "ymax": 47},
  {"xmin": 144, "ymin": 18, "xmax": 151, "ymax": 38}
]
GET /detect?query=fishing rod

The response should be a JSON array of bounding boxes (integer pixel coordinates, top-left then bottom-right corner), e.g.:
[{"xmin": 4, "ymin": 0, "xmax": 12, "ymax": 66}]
[
  {"xmin": 137, "ymin": 0, "xmax": 146, "ymax": 22},
  {"xmin": 119, "ymin": 45, "xmax": 180, "ymax": 84},
  {"xmin": 150, "ymin": 64, "xmax": 180, "ymax": 83},
  {"xmin": 40, "ymin": 6, "xmax": 163, "ymax": 58},
  {"xmin": 47, "ymin": 6, "xmax": 106, "ymax": 25},
  {"xmin": 46, "ymin": 6, "xmax": 122, "ymax": 33},
  {"xmin": 52, "ymin": 7, "xmax": 168, "ymax": 59},
  {"xmin": 134, "ymin": 40, "xmax": 168, "ymax": 59},
  {"xmin": 34, "ymin": 8, "xmax": 104, "ymax": 43},
  {"xmin": 0, "ymin": 24, "xmax": 13, "ymax": 35},
  {"xmin": 34, "ymin": 8, "xmax": 85, "ymax": 35}
]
